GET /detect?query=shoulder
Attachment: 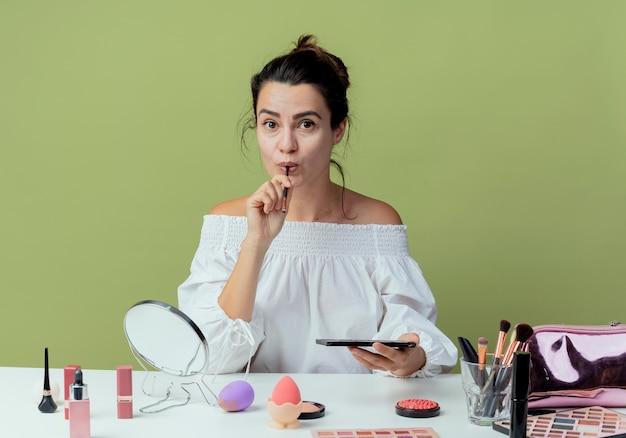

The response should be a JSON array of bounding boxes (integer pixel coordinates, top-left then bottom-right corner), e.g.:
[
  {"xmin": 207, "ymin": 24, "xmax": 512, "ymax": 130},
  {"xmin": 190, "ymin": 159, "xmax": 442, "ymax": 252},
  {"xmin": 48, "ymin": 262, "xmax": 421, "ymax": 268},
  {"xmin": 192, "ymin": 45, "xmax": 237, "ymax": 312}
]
[
  {"xmin": 345, "ymin": 190, "xmax": 403, "ymax": 225},
  {"xmin": 208, "ymin": 196, "xmax": 248, "ymax": 216}
]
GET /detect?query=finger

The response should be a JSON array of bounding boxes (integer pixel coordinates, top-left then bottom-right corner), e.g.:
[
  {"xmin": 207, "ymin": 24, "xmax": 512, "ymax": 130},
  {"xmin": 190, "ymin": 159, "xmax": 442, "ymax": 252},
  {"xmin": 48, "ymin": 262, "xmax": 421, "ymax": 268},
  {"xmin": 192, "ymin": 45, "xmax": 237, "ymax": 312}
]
[
  {"xmin": 349, "ymin": 347, "xmax": 393, "ymax": 371},
  {"xmin": 350, "ymin": 352, "xmax": 384, "ymax": 371},
  {"xmin": 267, "ymin": 178, "xmax": 291, "ymax": 212},
  {"xmin": 251, "ymin": 189, "xmax": 276, "ymax": 214},
  {"xmin": 273, "ymin": 172, "xmax": 294, "ymax": 186},
  {"xmin": 372, "ymin": 333, "xmax": 421, "ymax": 359},
  {"xmin": 398, "ymin": 332, "xmax": 421, "ymax": 344},
  {"xmin": 371, "ymin": 342, "xmax": 406, "ymax": 361},
  {"xmin": 254, "ymin": 181, "xmax": 284, "ymax": 213}
]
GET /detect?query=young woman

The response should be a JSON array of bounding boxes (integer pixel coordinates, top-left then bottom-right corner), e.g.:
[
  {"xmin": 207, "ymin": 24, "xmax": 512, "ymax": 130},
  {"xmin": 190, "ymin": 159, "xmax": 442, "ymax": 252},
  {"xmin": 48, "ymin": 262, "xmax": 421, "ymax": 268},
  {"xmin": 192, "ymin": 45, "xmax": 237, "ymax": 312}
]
[{"xmin": 178, "ymin": 35, "xmax": 457, "ymax": 377}]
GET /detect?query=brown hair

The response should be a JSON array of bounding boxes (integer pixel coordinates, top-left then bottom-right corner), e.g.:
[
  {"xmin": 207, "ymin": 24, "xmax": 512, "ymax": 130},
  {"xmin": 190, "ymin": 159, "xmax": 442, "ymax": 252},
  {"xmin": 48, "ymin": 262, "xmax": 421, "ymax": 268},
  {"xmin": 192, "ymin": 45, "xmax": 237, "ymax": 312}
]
[
  {"xmin": 249, "ymin": 35, "xmax": 350, "ymax": 130},
  {"xmin": 241, "ymin": 35, "xmax": 354, "ymax": 218}
]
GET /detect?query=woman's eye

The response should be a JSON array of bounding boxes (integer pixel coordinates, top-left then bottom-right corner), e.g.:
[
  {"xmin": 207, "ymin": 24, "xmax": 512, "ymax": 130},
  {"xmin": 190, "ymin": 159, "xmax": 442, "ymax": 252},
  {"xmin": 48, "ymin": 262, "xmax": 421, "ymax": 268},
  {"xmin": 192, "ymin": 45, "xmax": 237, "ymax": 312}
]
[
  {"xmin": 263, "ymin": 120, "xmax": 277, "ymax": 129},
  {"xmin": 299, "ymin": 120, "xmax": 315, "ymax": 129}
]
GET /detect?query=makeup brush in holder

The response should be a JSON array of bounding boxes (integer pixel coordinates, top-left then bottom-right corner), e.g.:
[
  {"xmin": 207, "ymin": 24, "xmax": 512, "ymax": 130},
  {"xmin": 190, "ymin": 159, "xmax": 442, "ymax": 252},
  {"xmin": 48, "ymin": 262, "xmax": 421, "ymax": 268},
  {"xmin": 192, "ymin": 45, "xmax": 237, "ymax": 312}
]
[
  {"xmin": 38, "ymin": 347, "xmax": 58, "ymax": 413},
  {"xmin": 480, "ymin": 323, "xmax": 534, "ymax": 417}
]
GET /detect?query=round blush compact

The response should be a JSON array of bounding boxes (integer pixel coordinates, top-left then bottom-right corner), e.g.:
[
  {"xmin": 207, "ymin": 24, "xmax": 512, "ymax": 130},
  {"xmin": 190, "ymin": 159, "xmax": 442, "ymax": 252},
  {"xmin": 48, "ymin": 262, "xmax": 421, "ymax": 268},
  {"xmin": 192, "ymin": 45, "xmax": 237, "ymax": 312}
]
[
  {"xmin": 298, "ymin": 401, "xmax": 325, "ymax": 419},
  {"xmin": 395, "ymin": 399, "xmax": 440, "ymax": 418}
]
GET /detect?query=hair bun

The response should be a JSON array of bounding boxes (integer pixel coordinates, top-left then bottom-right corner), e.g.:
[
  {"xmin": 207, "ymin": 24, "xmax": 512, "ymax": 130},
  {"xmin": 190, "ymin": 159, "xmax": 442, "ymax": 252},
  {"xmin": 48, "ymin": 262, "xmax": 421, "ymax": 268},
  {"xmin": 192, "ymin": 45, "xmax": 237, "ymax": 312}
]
[
  {"xmin": 292, "ymin": 35, "xmax": 350, "ymax": 89},
  {"xmin": 294, "ymin": 34, "xmax": 319, "ymax": 51}
]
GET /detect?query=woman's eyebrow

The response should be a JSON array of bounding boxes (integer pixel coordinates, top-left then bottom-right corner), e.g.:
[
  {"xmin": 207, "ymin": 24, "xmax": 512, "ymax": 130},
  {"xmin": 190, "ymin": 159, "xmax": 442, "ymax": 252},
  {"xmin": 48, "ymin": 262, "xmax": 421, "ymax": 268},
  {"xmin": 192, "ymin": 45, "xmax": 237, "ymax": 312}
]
[
  {"xmin": 257, "ymin": 109, "xmax": 323, "ymax": 120},
  {"xmin": 293, "ymin": 110, "xmax": 322, "ymax": 120},
  {"xmin": 258, "ymin": 108, "xmax": 279, "ymax": 117}
]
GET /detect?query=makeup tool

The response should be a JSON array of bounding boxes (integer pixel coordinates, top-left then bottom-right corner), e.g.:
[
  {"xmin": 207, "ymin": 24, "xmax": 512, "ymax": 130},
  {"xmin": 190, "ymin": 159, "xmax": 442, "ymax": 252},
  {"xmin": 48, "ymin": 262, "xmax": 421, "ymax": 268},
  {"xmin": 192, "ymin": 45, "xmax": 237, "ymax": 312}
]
[
  {"xmin": 482, "ymin": 324, "xmax": 534, "ymax": 418},
  {"xmin": 281, "ymin": 166, "xmax": 290, "ymax": 213},
  {"xmin": 395, "ymin": 399, "xmax": 440, "ymax": 418},
  {"xmin": 64, "ymin": 365, "xmax": 81, "ymax": 419},
  {"xmin": 493, "ymin": 406, "xmax": 626, "ymax": 437},
  {"xmin": 116, "ymin": 365, "xmax": 133, "ymax": 419},
  {"xmin": 218, "ymin": 380, "xmax": 255, "ymax": 412},
  {"xmin": 483, "ymin": 323, "xmax": 533, "ymax": 391},
  {"xmin": 312, "ymin": 428, "xmax": 440, "ymax": 438},
  {"xmin": 69, "ymin": 369, "xmax": 90, "ymax": 438},
  {"xmin": 267, "ymin": 375, "xmax": 302, "ymax": 429},
  {"xmin": 478, "ymin": 337, "xmax": 488, "ymax": 386},
  {"xmin": 492, "ymin": 319, "xmax": 511, "ymax": 366},
  {"xmin": 509, "ymin": 351, "xmax": 530, "ymax": 438},
  {"xmin": 501, "ymin": 323, "xmax": 534, "ymax": 366},
  {"xmin": 478, "ymin": 337, "xmax": 488, "ymax": 370},
  {"xmin": 38, "ymin": 347, "xmax": 58, "ymax": 413}
]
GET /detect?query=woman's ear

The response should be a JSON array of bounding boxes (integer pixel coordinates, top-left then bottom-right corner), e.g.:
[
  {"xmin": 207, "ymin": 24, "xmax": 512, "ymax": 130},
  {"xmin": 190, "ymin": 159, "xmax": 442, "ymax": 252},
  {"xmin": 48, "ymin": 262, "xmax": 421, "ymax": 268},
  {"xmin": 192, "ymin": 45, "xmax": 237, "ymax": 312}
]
[{"xmin": 333, "ymin": 118, "xmax": 347, "ymax": 145}]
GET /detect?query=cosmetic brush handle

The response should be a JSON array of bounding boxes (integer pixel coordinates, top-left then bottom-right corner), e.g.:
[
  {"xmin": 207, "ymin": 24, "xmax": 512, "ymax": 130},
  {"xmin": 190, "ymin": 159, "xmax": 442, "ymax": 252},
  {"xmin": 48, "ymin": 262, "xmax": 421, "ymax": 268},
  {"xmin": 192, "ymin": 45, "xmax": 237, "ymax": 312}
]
[
  {"xmin": 492, "ymin": 319, "xmax": 511, "ymax": 366},
  {"xmin": 481, "ymin": 363, "xmax": 500, "ymax": 394},
  {"xmin": 477, "ymin": 363, "xmax": 500, "ymax": 416},
  {"xmin": 486, "ymin": 366, "xmax": 512, "ymax": 417},
  {"xmin": 281, "ymin": 166, "xmax": 290, "ymax": 213}
]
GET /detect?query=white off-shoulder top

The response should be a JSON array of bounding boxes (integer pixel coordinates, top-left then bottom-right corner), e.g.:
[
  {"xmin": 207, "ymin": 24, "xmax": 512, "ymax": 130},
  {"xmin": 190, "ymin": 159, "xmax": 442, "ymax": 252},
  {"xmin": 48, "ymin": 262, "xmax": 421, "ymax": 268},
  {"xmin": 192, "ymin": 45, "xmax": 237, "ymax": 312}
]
[{"xmin": 177, "ymin": 215, "xmax": 457, "ymax": 377}]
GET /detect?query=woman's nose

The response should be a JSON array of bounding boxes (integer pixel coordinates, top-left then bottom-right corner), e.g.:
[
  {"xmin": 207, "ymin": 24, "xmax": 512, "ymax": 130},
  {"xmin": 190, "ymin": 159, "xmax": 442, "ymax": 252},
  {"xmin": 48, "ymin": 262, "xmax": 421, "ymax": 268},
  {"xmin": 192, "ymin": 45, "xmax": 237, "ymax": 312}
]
[{"xmin": 279, "ymin": 128, "xmax": 297, "ymax": 153}]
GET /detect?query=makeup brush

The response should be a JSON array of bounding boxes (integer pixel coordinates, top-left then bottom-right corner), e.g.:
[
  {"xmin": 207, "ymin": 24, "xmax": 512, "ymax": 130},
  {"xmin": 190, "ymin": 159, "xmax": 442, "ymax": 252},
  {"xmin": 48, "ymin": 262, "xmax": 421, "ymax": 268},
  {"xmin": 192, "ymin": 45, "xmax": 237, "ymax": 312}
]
[
  {"xmin": 281, "ymin": 166, "xmax": 290, "ymax": 213},
  {"xmin": 477, "ymin": 337, "xmax": 488, "ymax": 371},
  {"xmin": 481, "ymin": 323, "xmax": 531, "ymax": 394},
  {"xmin": 502, "ymin": 324, "xmax": 534, "ymax": 366},
  {"xmin": 38, "ymin": 347, "xmax": 58, "ymax": 413},
  {"xmin": 492, "ymin": 319, "xmax": 511, "ymax": 366},
  {"xmin": 484, "ymin": 325, "xmax": 533, "ymax": 418},
  {"xmin": 477, "ymin": 337, "xmax": 489, "ymax": 386}
]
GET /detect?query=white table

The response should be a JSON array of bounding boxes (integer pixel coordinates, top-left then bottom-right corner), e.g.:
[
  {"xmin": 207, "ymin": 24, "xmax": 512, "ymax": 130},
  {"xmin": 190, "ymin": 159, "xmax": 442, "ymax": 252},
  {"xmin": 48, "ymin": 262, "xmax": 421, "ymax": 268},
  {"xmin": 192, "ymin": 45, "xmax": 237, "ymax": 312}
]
[{"xmin": 1, "ymin": 367, "xmax": 511, "ymax": 437}]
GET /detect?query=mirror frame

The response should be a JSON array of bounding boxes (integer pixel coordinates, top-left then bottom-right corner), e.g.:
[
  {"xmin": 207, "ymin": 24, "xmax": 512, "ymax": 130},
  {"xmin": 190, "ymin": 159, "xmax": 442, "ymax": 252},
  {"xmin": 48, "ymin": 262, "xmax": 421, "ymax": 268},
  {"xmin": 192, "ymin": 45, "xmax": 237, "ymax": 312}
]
[{"xmin": 123, "ymin": 300, "xmax": 216, "ymax": 413}]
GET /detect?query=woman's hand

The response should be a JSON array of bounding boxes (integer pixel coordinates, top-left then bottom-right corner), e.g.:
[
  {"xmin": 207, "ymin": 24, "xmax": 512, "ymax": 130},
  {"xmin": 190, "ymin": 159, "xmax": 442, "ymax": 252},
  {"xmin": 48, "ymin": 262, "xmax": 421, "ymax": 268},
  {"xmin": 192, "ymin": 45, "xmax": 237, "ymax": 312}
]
[
  {"xmin": 348, "ymin": 333, "xmax": 426, "ymax": 377},
  {"xmin": 245, "ymin": 174, "xmax": 293, "ymax": 245},
  {"xmin": 217, "ymin": 173, "xmax": 293, "ymax": 321}
]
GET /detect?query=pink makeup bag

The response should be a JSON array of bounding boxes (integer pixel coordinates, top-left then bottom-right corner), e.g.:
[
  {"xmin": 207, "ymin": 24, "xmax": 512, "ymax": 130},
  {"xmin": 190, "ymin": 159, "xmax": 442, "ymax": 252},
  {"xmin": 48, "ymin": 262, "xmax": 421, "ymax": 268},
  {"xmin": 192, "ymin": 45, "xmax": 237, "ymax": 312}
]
[{"xmin": 527, "ymin": 322, "xmax": 626, "ymax": 408}]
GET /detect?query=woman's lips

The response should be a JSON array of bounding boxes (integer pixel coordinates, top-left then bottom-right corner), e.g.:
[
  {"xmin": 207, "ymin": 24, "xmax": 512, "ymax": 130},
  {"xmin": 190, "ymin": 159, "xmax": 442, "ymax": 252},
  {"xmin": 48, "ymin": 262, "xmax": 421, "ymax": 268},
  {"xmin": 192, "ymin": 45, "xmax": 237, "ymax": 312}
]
[{"xmin": 280, "ymin": 164, "xmax": 297, "ymax": 174}]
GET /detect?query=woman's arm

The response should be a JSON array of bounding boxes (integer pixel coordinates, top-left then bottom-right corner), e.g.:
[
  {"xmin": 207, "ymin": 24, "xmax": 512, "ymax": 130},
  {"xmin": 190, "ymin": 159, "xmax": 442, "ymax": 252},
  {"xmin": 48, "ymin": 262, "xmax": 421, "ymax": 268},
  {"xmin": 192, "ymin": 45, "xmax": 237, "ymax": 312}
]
[
  {"xmin": 215, "ymin": 174, "xmax": 293, "ymax": 321},
  {"xmin": 349, "ymin": 246, "xmax": 457, "ymax": 377}
]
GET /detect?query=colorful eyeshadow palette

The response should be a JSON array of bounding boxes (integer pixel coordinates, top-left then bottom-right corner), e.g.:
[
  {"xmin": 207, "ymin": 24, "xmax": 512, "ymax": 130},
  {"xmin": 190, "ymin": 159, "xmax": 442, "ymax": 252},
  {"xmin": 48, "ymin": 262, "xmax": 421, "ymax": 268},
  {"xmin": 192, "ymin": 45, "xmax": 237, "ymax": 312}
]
[
  {"xmin": 492, "ymin": 406, "xmax": 626, "ymax": 437},
  {"xmin": 311, "ymin": 428, "xmax": 439, "ymax": 438}
]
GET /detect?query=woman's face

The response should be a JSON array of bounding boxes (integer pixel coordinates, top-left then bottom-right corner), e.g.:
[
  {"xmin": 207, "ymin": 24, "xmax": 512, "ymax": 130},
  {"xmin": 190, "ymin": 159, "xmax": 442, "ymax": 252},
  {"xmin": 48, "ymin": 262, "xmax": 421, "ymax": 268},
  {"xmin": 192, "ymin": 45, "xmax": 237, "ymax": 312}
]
[{"xmin": 255, "ymin": 82, "xmax": 346, "ymax": 188}]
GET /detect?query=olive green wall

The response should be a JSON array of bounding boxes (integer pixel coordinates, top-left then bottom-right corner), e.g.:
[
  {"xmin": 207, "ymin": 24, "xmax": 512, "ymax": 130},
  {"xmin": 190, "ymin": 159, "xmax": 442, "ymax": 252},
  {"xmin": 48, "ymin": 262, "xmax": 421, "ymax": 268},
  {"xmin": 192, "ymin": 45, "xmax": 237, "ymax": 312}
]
[{"xmin": 1, "ymin": 1, "xmax": 625, "ymax": 371}]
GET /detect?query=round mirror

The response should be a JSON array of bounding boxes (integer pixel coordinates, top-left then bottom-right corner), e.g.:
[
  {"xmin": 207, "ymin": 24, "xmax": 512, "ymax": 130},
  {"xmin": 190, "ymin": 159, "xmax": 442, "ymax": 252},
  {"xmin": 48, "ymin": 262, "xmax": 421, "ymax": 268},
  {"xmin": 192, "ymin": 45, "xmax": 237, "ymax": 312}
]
[
  {"xmin": 123, "ymin": 300, "xmax": 216, "ymax": 412},
  {"xmin": 124, "ymin": 300, "xmax": 208, "ymax": 376}
]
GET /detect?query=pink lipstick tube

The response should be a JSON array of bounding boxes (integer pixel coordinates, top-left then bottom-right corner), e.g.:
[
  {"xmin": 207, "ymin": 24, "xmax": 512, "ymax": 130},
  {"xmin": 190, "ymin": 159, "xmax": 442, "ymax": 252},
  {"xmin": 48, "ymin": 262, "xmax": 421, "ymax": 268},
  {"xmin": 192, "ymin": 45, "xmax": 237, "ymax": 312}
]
[{"xmin": 116, "ymin": 365, "xmax": 133, "ymax": 419}]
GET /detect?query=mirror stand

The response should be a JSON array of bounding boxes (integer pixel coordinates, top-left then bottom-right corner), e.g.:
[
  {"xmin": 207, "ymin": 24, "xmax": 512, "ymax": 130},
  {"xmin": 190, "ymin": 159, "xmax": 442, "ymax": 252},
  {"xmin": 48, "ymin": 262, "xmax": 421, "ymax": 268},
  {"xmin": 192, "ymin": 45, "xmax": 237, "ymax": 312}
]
[{"xmin": 136, "ymin": 371, "xmax": 218, "ymax": 413}]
